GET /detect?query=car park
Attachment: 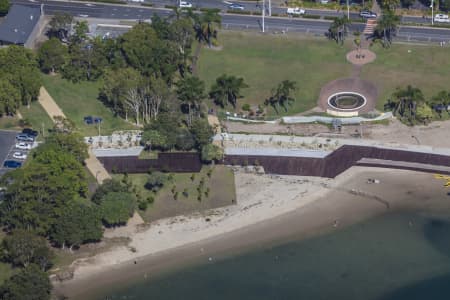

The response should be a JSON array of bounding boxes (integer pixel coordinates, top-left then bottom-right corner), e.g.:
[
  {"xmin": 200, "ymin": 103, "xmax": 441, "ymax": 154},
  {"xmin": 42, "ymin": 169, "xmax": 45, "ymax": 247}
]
[
  {"xmin": 179, "ymin": 1, "xmax": 192, "ymax": 8},
  {"xmin": 12, "ymin": 152, "xmax": 27, "ymax": 160},
  {"xmin": 228, "ymin": 3, "xmax": 245, "ymax": 10},
  {"xmin": 15, "ymin": 143, "xmax": 32, "ymax": 150},
  {"xmin": 16, "ymin": 134, "xmax": 34, "ymax": 142},
  {"xmin": 360, "ymin": 10, "xmax": 377, "ymax": 18},
  {"xmin": 3, "ymin": 160, "xmax": 22, "ymax": 169},
  {"xmin": 434, "ymin": 14, "xmax": 450, "ymax": 23}
]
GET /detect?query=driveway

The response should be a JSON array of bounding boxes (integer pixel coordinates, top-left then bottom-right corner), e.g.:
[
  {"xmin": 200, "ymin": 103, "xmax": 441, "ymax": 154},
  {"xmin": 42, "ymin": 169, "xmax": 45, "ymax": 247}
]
[{"xmin": 0, "ymin": 130, "xmax": 21, "ymax": 177}]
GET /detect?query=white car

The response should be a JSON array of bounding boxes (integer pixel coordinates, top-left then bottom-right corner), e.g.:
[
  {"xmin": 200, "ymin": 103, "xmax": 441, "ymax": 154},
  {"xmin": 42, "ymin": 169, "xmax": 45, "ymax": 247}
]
[
  {"xmin": 287, "ymin": 7, "xmax": 305, "ymax": 15},
  {"xmin": 179, "ymin": 1, "xmax": 192, "ymax": 8},
  {"xmin": 434, "ymin": 14, "xmax": 450, "ymax": 23},
  {"xmin": 12, "ymin": 152, "xmax": 27, "ymax": 160},
  {"xmin": 15, "ymin": 143, "xmax": 31, "ymax": 150}
]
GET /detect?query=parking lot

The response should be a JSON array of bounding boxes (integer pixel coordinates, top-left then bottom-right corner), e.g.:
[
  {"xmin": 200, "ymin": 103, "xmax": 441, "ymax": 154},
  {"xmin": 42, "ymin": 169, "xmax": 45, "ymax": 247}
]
[{"xmin": 0, "ymin": 130, "xmax": 33, "ymax": 177}]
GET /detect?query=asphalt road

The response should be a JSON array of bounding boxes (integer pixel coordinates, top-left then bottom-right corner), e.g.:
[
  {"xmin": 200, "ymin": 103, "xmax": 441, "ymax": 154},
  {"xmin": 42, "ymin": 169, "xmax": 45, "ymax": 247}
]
[
  {"xmin": 0, "ymin": 130, "xmax": 20, "ymax": 177},
  {"xmin": 11, "ymin": 0, "xmax": 450, "ymax": 42}
]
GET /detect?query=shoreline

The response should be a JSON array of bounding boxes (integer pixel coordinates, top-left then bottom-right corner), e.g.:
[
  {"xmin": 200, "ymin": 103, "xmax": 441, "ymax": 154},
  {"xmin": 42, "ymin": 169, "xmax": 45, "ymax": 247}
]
[{"xmin": 53, "ymin": 167, "xmax": 449, "ymax": 299}]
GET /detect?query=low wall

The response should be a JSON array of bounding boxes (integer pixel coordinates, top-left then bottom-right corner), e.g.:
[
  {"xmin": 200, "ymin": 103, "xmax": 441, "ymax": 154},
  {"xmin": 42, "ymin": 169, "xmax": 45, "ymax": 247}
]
[{"xmin": 98, "ymin": 152, "xmax": 202, "ymax": 173}]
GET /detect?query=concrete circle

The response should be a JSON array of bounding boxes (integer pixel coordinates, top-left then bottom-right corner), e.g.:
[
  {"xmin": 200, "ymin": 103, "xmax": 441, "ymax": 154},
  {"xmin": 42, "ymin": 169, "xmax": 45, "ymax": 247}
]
[
  {"xmin": 327, "ymin": 92, "xmax": 367, "ymax": 111},
  {"xmin": 346, "ymin": 49, "xmax": 376, "ymax": 65},
  {"xmin": 318, "ymin": 78, "xmax": 378, "ymax": 117}
]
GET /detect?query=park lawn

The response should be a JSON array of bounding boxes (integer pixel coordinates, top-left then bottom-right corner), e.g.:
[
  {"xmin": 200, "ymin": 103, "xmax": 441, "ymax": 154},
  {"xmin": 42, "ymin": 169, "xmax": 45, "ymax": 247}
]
[
  {"xmin": 114, "ymin": 165, "xmax": 236, "ymax": 223},
  {"xmin": 362, "ymin": 43, "xmax": 450, "ymax": 111},
  {"xmin": 41, "ymin": 74, "xmax": 137, "ymax": 137},
  {"xmin": 20, "ymin": 101, "xmax": 54, "ymax": 138},
  {"xmin": 197, "ymin": 31, "xmax": 353, "ymax": 117}
]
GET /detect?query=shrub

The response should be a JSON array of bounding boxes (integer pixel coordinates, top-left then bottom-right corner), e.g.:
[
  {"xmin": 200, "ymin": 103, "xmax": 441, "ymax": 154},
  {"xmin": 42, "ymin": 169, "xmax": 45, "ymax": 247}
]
[
  {"xmin": 145, "ymin": 171, "xmax": 168, "ymax": 192},
  {"xmin": 242, "ymin": 103, "xmax": 251, "ymax": 111},
  {"xmin": 303, "ymin": 15, "xmax": 321, "ymax": 19},
  {"xmin": 183, "ymin": 188, "xmax": 189, "ymax": 197}
]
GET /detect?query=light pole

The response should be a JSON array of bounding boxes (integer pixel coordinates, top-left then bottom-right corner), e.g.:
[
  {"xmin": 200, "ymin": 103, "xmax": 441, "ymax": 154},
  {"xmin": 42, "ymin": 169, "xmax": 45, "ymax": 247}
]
[
  {"xmin": 268, "ymin": 0, "xmax": 271, "ymax": 16},
  {"xmin": 262, "ymin": 0, "xmax": 265, "ymax": 32},
  {"xmin": 347, "ymin": 0, "xmax": 350, "ymax": 20},
  {"xmin": 431, "ymin": 0, "xmax": 434, "ymax": 25}
]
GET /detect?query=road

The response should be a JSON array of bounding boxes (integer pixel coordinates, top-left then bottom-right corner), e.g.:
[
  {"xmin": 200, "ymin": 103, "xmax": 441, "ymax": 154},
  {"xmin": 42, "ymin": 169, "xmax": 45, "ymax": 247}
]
[{"xmin": 11, "ymin": 0, "xmax": 450, "ymax": 42}]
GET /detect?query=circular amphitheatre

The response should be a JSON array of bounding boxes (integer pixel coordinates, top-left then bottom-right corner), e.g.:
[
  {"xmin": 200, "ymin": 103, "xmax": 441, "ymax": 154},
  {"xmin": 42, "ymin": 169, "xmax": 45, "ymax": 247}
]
[{"xmin": 318, "ymin": 78, "xmax": 378, "ymax": 117}]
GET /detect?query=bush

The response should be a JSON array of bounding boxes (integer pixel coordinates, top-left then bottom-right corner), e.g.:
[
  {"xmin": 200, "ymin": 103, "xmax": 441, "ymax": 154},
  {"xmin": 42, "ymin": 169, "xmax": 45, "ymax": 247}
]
[
  {"xmin": 141, "ymin": 2, "xmax": 153, "ymax": 6},
  {"xmin": 302, "ymin": 15, "xmax": 321, "ymax": 19},
  {"xmin": 226, "ymin": 10, "xmax": 252, "ymax": 14},
  {"xmin": 165, "ymin": 5, "xmax": 176, "ymax": 9},
  {"xmin": 182, "ymin": 188, "xmax": 189, "ymax": 197},
  {"xmin": 200, "ymin": 7, "xmax": 220, "ymax": 13},
  {"xmin": 100, "ymin": 192, "xmax": 136, "ymax": 227},
  {"xmin": 242, "ymin": 103, "xmax": 251, "ymax": 111},
  {"xmin": 201, "ymin": 144, "xmax": 224, "ymax": 163},
  {"xmin": 145, "ymin": 171, "xmax": 168, "ymax": 192},
  {"xmin": 138, "ymin": 201, "xmax": 148, "ymax": 211}
]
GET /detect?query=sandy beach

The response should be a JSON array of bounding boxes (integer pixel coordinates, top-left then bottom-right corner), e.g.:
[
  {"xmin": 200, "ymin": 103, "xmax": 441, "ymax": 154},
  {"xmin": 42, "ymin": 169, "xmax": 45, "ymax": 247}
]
[{"xmin": 53, "ymin": 166, "xmax": 449, "ymax": 299}]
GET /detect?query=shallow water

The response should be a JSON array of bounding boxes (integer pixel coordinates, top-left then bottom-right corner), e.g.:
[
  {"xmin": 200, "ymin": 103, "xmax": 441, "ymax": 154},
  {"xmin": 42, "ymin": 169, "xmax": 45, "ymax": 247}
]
[{"xmin": 94, "ymin": 212, "xmax": 450, "ymax": 300}]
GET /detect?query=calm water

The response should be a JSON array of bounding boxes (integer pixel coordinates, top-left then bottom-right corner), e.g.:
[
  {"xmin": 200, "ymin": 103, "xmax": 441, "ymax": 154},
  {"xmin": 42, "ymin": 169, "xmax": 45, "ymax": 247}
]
[{"xmin": 96, "ymin": 213, "xmax": 450, "ymax": 300}]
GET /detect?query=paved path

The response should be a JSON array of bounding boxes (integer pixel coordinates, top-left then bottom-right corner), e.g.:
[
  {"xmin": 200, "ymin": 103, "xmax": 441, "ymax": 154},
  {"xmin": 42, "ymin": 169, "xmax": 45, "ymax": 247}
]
[
  {"xmin": 38, "ymin": 86, "xmax": 111, "ymax": 184},
  {"xmin": 38, "ymin": 87, "xmax": 66, "ymax": 121}
]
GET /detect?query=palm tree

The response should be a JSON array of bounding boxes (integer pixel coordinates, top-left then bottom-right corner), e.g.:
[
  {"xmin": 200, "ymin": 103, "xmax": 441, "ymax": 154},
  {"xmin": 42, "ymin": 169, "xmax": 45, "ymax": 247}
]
[
  {"xmin": 328, "ymin": 16, "xmax": 351, "ymax": 45},
  {"xmin": 391, "ymin": 85, "xmax": 425, "ymax": 124},
  {"xmin": 374, "ymin": 10, "xmax": 400, "ymax": 48},
  {"xmin": 209, "ymin": 74, "xmax": 248, "ymax": 108},
  {"xmin": 194, "ymin": 10, "xmax": 221, "ymax": 47},
  {"xmin": 176, "ymin": 76, "xmax": 205, "ymax": 125},
  {"xmin": 265, "ymin": 80, "xmax": 297, "ymax": 113}
]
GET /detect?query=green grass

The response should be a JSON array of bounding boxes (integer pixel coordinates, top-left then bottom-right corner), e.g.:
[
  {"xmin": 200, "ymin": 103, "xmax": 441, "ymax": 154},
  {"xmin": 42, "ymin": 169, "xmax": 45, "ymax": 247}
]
[
  {"xmin": 362, "ymin": 43, "xmax": 450, "ymax": 111},
  {"xmin": 20, "ymin": 101, "xmax": 54, "ymax": 138},
  {"xmin": 197, "ymin": 31, "xmax": 353, "ymax": 117},
  {"xmin": 114, "ymin": 165, "xmax": 236, "ymax": 223},
  {"xmin": 41, "ymin": 74, "xmax": 137, "ymax": 137}
]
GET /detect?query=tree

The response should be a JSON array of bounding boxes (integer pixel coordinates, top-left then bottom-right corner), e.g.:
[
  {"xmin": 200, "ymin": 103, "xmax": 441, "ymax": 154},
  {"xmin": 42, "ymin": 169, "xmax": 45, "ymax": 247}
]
[
  {"xmin": 0, "ymin": 0, "xmax": 9, "ymax": 16},
  {"xmin": 428, "ymin": 90, "xmax": 450, "ymax": 116},
  {"xmin": 201, "ymin": 144, "xmax": 223, "ymax": 163},
  {"xmin": 265, "ymin": 80, "xmax": 297, "ymax": 113},
  {"xmin": 328, "ymin": 16, "xmax": 351, "ymax": 45},
  {"xmin": 415, "ymin": 102, "xmax": 433, "ymax": 124},
  {"xmin": 190, "ymin": 119, "xmax": 214, "ymax": 149},
  {"xmin": 381, "ymin": 0, "xmax": 400, "ymax": 10},
  {"xmin": 194, "ymin": 10, "xmax": 222, "ymax": 47},
  {"xmin": 1, "ymin": 230, "xmax": 53, "ymax": 271},
  {"xmin": 100, "ymin": 192, "xmax": 136, "ymax": 227},
  {"xmin": 142, "ymin": 113, "xmax": 181, "ymax": 151},
  {"xmin": 100, "ymin": 67, "xmax": 142, "ymax": 116},
  {"xmin": 125, "ymin": 87, "xmax": 142, "ymax": 125},
  {"xmin": 169, "ymin": 17, "xmax": 195, "ymax": 67},
  {"xmin": 92, "ymin": 178, "xmax": 131, "ymax": 205},
  {"xmin": 43, "ymin": 132, "xmax": 88, "ymax": 163},
  {"xmin": 48, "ymin": 13, "xmax": 73, "ymax": 40},
  {"xmin": 374, "ymin": 10, "xmax": 400, "ymax": 48},
  {"xmin": 141, "ymin": 77, "xmax": 171, "ymax": 123},
  {"xmin": 390, "ymin": 85, "xmax": 425, "ymax": 124},
  {"xmin": 209, "ymin": 74, "xmax": 248, "ymax": 108},
  {"xmin": 0, "ymin": 265, "xmax": 52, "ymax": 300},
  {"xmin": 145, "ymin": 172, "xmax": 168, "ymax": 192},
  {"xmin": 0, "ymin": 146, "xmax": 87, "ymax": 234},
  {"xmin": 0, "ymin": 78, "xmax": 21, "ymax": 116},
  {"xmin": 38, "ymin": 38, "xmax": 68, "ymax": 74},
  {"xmin": 51, "ymin": 202, "xmax": 103, "ymax": 250},
  {"xmin": 71, "ymin": 20, "xmax": 89, "ymax": 44},
  {"xmin": 176, "ymin": 76, "xmax": 205, "ymax": 125},
  {"xmin": 141, "ymin": 129, "xmax": 168, "ymax": 151},
  {"xmin": 176, "ymin": 128, "xmax": 195, "ymax": 150}
]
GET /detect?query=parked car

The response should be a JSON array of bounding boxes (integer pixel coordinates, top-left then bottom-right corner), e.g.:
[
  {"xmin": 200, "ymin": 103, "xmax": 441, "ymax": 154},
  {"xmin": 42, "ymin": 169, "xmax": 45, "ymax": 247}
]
[
  {"xmin": 15, "ymin": 134, "xmax": 34, "ymax": 142},
  {"xmin": 286, "ymin": 7, "xmax": 305, "ymax": 15},
  {"xmin": 179, "ymin": 1, "xmax": 192, "ymax": 8},
  {"xmin": 15, "ymin": 143, "xmax": 32, "ymax": 150},
  {"xmin": 228, "ymin": 3, "xmax": 245, "ymax": 10},
  {"xmin": 360, "ymin": 10, "xmax": 377, "ymax": 18},
  {"xmin": 320, "ymin": 0, "xmax": 329, "ymax": 4},
  {"xmin": 434, "ymin": 14, "xmax": 450, "ymax": 23},
  {"xmin": 12, "ymin": 152, "xmax": 27, "ymax": 160},
  {"xmin": 22, "ymin": 128, "xmax": 38, "ymax": 138},
  {"xmin": 84, "ymin": 116, "xmax": 103, "ymax": 125},
  {"xmin": 3, "ymin": 160, "xmax": 22, "ymax": 168}
]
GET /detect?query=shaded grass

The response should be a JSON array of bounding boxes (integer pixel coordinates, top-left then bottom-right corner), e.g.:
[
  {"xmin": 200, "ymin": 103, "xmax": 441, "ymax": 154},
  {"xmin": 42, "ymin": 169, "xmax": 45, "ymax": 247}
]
[
  {"xmin": 361, "ymin": 43, "xmax": 450, "ymax": 111},
  {"xmin": 41, "ymin": 74, "xmax": 137, "ymax": 136},
  {"xmin": 197, "ymin": 32, "xmax": 353, "ymax": 117},
  {"xmin": 114, "ymin": 165, "xmax": 236, "ymax": 223}
]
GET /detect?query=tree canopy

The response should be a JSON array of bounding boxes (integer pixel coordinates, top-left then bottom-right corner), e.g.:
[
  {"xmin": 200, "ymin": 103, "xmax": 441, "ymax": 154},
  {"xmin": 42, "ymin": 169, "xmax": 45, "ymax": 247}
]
[
  {"xmin": 100, "ymin": 192, "xmax": 136, "ymax": 227},
  {"xmin": 0, "ymin": 265, "xmax": 52, "ymax": 300}
]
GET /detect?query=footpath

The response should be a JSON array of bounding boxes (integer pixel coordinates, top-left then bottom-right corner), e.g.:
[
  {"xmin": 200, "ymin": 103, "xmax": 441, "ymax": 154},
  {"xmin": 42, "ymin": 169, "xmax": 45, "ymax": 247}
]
[{"xmin": 38, "ymin": 86, "xmax": 111, "ymax": 184}]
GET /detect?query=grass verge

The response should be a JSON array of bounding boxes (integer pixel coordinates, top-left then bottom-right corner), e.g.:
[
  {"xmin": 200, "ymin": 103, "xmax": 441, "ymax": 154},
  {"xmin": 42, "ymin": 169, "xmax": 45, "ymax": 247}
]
[
  {"xmin": 41, "ymin": 74, "xmax": 137, "ymax": 137},
  {"xmin": 114, "ymin": 165, "xmax": 236, "ymax": 223}
]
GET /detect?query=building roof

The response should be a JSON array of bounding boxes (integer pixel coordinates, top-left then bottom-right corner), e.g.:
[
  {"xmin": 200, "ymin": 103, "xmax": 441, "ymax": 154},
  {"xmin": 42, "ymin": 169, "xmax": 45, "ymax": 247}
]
[{"xmin": 0, "ymin": 5, "xmax": 41, "ymax": 45}]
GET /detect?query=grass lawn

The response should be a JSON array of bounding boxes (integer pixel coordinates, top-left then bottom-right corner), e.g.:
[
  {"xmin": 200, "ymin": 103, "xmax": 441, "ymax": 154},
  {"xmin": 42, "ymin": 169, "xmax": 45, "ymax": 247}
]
[
  {"xmin": 362, "ymin": 43, "xmax": 450, "ymax": 111},
  {"xmin": 197, "ymin": 31, "xmax": 353, "ymax": 117},
  {"xmin": 20, "ymin": 101, "xmax": 54, "ymax": 138},
  {"xmin": 114, "ymin": 165, "xmax": 236, "ymax": 223},
  {"xmin": 41, "ymin": 74, "xmax": 137, "ymax": 137}
]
